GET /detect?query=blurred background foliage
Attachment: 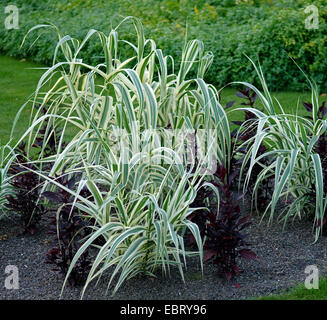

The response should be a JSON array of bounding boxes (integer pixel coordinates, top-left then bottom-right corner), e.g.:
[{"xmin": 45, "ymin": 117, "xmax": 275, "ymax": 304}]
[{"xmin": 0, "ymin": 0, "xmax": 326, "ymax": 91}]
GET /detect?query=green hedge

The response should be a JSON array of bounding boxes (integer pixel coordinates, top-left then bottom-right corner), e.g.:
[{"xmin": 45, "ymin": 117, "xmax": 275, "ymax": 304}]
[{"xmin": 0, "ymin": 0, "xmax": 326, "ymax": 91}]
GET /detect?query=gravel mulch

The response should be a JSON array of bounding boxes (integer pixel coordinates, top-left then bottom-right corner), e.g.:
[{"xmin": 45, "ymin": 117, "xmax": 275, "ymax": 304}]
[{"xmin": 1, "ymin": 208, "xmax": 327, "ymax": 300}]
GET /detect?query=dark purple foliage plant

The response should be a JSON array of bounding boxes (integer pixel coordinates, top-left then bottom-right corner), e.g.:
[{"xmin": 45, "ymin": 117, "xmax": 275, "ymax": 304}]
[
  {"xmin": 43, "ymin": 174, "xmax": 93, "ymax": 286},
  {"xmin": 188, "ymin": 129, "xmax": 257, "ymax": 280}
]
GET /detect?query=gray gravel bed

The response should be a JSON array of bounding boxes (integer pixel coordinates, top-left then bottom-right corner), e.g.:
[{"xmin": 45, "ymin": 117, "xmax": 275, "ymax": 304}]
[{"xmin": 0, "ymin": 210, "xmax": 327, "ymax": 300}]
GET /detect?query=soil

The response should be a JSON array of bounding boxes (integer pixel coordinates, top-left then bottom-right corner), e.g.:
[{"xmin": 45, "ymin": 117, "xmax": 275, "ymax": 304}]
[{"xmin": 0, "ymin": 208, "xmax": 327, "ymax": 300}]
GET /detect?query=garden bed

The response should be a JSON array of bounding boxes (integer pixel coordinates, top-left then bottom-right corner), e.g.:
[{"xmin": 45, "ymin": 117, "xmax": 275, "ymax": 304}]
[
  {"xmin": 1, "ymin": 209, "xmax": 326, "ymax": 300},
  {"xmin": 1, "ymin": 15, "xmax": 327, "ymax": 302}
]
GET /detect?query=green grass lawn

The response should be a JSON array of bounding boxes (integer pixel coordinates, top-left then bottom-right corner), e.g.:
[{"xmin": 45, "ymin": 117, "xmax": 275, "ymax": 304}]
[
  {"xmin": 0, "ymin": 56, "xmax": 45, "ymax": 144},
  {"xmin": 256, "ymin": 277, "xmax": 327, "ymax": 300}
]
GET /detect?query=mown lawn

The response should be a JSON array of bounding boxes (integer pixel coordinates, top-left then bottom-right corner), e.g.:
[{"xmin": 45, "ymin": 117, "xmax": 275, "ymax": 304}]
[
  {"xmin": 0, "ymin": 56, "xmax": 45, "ymax": 144},
  {"xmin": 257, "ymin": 277, "xmax": 327, "ymax": 300}
]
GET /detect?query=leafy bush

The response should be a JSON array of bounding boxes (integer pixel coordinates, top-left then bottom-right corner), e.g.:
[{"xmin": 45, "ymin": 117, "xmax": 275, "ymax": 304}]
[
  {"xmin": 44, "ymin": 173, "xmax": 93, "ymax": 286},
  {"xmin": 189, "ymin": 162, "xmax": 257, "ymax": 280},
  {"xmin": 3, "ymin": 105, "xmax": 62, "ymax": 233},
  {"xmin": 5, "ymin": 142, "xmax": 47, "ymax": 234}
]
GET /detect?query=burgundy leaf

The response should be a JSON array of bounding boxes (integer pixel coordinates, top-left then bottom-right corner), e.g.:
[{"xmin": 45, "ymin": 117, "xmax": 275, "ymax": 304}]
[
  {"xmin": 203, "ymin": 249, "xmax": 217, "ymax": 262},
  {"xmin": 303, "ymin": 102, "xmax": 313, "ymax": 112},
  {"xmin": 233, "ymin": 264, "xmax": 239, "ymax": 276},
  {"xmin": 225, "ymin": 272, "xmax": 232, "ymax": 281},
  {"xmin": 235, "ymin": 91, "xmax": 248, "ymax": 99},
  {"xmin": 238, "ymin": 249, "xmax": 257, "ymax": 260},
  {"xmin": 316, "ymin": 217, "xmax": 326, "ymax": 228},
  {"xmin": 231, "ymin": 120, "xmax": 244, "ymax": 126},
  {"xmin": 226, "ymin": 101, "xmax": 236, "ymax": 109}
]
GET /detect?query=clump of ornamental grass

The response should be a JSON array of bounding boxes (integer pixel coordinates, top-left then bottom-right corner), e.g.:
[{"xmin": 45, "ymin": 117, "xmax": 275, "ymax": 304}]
[
  {"xmin": 13, "ymin": 17, "xmax": 234, "ymax": 297},
  {"xmin": 224, "ymin": 86, "xmax": 273, "ymax": 213},
  {"xmin": 301, "ymin": 99, "xmax": 327, "ymax": 235},
  {"xmin": 232, "ymin": 58, "xmax": 327, "ymax": 242}
]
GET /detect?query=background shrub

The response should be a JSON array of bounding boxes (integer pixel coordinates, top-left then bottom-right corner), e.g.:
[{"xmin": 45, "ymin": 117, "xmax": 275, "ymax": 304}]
[{"xmin": 1, "ymin": 0, "xmax": 327, "ymax": 91}]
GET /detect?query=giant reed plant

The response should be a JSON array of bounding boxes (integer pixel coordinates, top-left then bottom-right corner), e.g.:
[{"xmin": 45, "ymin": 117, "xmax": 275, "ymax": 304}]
[
  {"xmin": 232, "ymin": 58, "xmax": 327, "ymax": 242},
  {"xmin": 11, "ymin": 17, "xmax": 233, "ymax": 297}
]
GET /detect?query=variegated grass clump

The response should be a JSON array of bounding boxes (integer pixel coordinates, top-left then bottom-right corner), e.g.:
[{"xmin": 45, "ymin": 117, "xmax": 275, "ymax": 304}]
[
  {"xmin": 0, "ymin": 143, "xmax": 16, "ymax": 218},
  {"xmin": 12, "ymin": 17, "xmax": 232, "ymax": 297},
  {"xmin": 234, "ymin": 59, "xmax": 327, "ymax": 242}
]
